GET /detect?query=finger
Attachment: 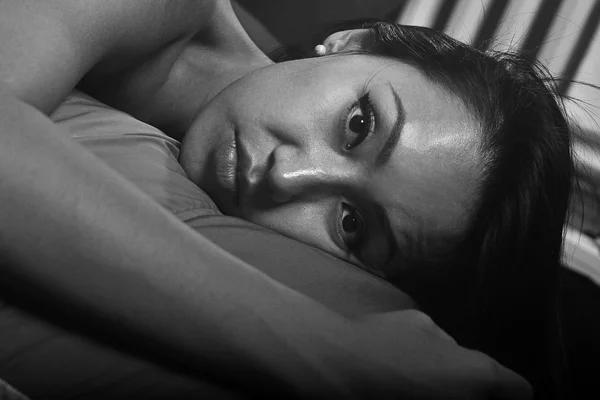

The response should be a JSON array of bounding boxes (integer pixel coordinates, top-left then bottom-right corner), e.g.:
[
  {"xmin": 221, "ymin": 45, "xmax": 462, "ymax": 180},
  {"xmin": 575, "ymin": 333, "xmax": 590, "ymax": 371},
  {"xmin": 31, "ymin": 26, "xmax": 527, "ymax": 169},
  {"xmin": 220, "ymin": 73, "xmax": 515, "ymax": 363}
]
[
  {"xmin": 385, "ymin": 309, "xmax": 458, "ymax": 343},
  {"xmin": 490, "ymin": 362, "xmax": 533, "ymax": 400},
  {"xmin": 427, "ymin": 322, "xmax": 457, "ymax": 344},
  {"xmin": 454, "ymin": 349, "xmax": 533, "ymax": 400}
]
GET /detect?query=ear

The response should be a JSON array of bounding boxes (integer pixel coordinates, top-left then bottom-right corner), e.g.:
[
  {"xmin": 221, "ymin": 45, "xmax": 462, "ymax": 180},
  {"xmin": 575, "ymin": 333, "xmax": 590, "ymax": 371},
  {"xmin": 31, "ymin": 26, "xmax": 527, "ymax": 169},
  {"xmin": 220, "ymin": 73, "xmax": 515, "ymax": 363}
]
[{"xmin": 322, "ymin": 29, "xmax": 374, "ymax": 54}]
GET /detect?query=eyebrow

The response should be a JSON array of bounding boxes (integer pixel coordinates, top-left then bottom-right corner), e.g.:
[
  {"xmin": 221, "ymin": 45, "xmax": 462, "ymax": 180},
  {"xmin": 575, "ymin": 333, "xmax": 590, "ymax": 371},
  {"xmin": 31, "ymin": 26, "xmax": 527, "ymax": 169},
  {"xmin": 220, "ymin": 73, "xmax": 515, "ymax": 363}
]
[{"xmin": 375, "ymin": 85, "xmax": 406, "ymax": 167}]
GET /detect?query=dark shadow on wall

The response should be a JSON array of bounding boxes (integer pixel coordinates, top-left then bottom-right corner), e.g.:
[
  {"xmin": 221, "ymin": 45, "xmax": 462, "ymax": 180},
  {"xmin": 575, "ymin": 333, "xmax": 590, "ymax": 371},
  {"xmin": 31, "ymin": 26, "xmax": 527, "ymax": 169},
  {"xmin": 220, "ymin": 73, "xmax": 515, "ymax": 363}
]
[{"xmin": 235, "ymin": 0, "xmax": 407, "ymax": 46}]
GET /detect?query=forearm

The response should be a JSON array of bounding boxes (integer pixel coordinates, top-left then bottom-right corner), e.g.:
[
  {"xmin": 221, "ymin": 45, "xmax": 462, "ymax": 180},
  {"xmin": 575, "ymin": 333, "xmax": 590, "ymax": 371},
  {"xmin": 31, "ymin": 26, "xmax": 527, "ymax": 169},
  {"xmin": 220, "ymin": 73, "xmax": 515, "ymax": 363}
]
[
  {"xmin": 0, "ymin": 92, "xmax": 534, "ymax": 400},
  {"xmin": 0, "ymin": 91, "xmax": 350, "ymax": 396}
]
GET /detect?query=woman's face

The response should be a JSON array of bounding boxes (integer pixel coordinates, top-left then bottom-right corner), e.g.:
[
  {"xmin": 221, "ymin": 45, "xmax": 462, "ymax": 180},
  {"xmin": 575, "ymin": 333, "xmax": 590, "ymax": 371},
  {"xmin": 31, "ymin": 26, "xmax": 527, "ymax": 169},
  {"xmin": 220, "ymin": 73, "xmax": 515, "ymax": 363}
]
[{"xmin": 180, "ymin": 53, "xmax": 482, "ymax": 275}]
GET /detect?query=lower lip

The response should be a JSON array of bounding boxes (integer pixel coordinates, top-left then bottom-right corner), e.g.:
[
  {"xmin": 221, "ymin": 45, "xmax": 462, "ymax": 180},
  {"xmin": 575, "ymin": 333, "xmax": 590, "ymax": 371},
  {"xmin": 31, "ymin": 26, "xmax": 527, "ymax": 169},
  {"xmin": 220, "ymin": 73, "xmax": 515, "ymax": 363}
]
[{"xmin": 215, "ymin": 135, "xmax": 238, "ymax": 200}]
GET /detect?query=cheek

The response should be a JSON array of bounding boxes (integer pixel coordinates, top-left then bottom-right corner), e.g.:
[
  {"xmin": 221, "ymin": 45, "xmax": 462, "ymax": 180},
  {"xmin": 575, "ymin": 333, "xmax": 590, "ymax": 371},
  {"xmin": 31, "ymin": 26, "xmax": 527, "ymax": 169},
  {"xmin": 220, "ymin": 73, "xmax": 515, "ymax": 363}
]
[
  {"xmin": 225, "ymin": 68, "xmax": 289, "ymax": 112},
  {"xmin": 381, "ymin": 152, "xmax": 474, "ymax": 233},
  {"xmin": 243, "ymin": 202, "xmax": 338, "ymax": 256},
  {"xmin": 229, "ymin": 61, "xmax": 352, "ymax": 125}
]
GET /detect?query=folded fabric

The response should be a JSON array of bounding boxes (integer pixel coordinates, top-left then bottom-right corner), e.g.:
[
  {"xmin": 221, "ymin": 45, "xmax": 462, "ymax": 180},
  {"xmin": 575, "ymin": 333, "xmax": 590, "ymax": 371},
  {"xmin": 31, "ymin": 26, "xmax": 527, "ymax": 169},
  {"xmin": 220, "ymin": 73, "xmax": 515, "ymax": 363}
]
[{"xmin": 0, "ymin": 91, "xmax": 415, "ymax": 400}]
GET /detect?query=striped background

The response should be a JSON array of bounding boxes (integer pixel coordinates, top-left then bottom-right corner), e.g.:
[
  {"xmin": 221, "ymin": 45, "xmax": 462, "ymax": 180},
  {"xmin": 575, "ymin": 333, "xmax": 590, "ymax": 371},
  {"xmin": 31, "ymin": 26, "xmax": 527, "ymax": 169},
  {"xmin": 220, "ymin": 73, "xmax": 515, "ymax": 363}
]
[{"xmin": 393, "ymin": 0, "xmax": 600, "ymax": 179}]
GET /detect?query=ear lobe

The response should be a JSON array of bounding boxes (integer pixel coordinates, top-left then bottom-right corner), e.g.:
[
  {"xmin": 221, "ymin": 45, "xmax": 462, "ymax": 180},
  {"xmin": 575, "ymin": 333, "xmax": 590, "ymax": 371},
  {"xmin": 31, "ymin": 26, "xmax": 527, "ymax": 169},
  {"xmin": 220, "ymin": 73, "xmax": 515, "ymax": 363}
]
[{"xmin": 322, "ymin": 29, "xmax": 373, "ymax": 54}]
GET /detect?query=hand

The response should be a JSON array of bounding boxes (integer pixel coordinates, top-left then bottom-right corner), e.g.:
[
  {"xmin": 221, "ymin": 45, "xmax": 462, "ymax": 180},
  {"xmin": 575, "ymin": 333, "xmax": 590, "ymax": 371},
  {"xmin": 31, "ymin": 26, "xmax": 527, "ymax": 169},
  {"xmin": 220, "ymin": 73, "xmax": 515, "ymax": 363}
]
[{"xmin": 328, "ymin": 310, "xmax": 533, "ymax": 399}]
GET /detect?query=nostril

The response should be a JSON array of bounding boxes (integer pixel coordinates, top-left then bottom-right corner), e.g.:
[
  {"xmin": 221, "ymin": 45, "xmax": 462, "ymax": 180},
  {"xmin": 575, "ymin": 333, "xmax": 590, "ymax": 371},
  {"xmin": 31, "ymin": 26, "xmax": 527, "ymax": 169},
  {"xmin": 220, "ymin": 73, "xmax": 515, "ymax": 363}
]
[
  {"xmin": 263, "ymin": 170, "xmax": 293, "ymax": 203},
  {"xmin": 266, "ymin": 164, "xmax": 300, "ymax": 204},
  {"xmin": 245, "ymin": 178, "xmax": 290, "ymax": 210}
]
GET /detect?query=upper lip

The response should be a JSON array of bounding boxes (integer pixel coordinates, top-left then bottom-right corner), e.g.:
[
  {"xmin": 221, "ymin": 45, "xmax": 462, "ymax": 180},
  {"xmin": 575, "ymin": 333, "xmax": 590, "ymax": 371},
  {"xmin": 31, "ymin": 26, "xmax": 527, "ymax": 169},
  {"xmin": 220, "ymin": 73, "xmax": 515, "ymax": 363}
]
[
  {"xmin": 235, "ymin": 134, "xmax": 275, "ymax": 207},
  {"xmin": 235, "ymin": 135, "xmax": 252, "ymax": 203}
]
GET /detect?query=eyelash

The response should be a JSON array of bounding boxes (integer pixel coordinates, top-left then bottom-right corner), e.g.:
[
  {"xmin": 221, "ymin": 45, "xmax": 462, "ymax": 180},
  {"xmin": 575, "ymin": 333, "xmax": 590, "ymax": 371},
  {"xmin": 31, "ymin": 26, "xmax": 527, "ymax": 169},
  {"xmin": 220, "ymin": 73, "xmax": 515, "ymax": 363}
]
[{"xmin": 344, "ymin": 93, "xmax": 376, "ymax": 150}]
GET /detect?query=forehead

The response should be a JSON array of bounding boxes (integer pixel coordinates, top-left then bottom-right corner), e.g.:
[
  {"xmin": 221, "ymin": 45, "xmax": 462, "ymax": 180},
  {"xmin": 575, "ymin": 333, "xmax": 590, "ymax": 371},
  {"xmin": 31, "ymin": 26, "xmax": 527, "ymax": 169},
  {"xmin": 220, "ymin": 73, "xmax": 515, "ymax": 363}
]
[{"xmin": 363, "ymin": 58, "xmax": 482, "ymax": 244}]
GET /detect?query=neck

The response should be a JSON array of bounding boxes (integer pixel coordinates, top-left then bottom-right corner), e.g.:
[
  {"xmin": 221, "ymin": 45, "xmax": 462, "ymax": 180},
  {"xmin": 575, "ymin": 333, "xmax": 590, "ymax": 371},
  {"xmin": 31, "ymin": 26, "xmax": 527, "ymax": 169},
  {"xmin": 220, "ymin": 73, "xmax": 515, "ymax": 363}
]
[
  {"xmin": 158, "ymin": 42, "xmax": 272, "ymax": 141},
  {"xmin": 148, "ymin": 0, "xmax": 273, "ymax": 140},
  {"xmin": 79, "ymin": 0, "xmax": 273, "ymax": 141}
]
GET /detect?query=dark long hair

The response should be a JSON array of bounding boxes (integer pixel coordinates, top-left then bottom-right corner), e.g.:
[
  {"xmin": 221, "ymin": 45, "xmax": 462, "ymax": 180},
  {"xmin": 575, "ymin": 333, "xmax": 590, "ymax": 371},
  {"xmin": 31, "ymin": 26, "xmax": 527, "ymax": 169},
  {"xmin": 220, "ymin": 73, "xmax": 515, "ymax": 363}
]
[
  {"xmin": 369, "ymin": 23, "xmax": 572, "ymax": 400},
  {"xmin": 274, "ymin": 21, "xmax": 576, "ymax": 399}
]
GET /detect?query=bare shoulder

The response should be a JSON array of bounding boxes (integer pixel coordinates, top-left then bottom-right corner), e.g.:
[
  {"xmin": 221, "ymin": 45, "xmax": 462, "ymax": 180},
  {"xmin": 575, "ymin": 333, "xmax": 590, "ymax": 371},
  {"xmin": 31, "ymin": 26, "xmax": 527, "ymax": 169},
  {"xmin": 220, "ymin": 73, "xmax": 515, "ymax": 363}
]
[{"xmin": 0, "ymin": 0, "xmax": 216, "ymax": 112}]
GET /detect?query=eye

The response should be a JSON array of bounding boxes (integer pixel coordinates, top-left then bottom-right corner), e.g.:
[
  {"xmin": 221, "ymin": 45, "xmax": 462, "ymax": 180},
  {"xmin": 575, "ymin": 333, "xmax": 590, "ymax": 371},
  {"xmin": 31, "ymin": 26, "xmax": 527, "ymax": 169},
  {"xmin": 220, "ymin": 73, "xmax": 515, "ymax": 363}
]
[
  {"xmin": 344, "ymin": 93, "xmax": 376, "ymax": 150},
  {"xmin": 337, "ymin": 202, "xmax": 366, "ymax": 257}
]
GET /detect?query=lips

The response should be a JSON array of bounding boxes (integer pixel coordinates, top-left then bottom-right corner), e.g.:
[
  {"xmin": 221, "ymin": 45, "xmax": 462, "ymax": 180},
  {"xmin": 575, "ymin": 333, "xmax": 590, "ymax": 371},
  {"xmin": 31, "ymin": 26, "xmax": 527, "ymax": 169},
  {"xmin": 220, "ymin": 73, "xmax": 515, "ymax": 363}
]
[
  {"xmin": 211, "ymin": 131, "xmax": 251, "ymax": 212},
  {"xmin": 212, "ymin": 128, "xmax": 267, "ymax": 215},
  {"xmin": 213, "ymin": 135, "xmax": 238, "ymax": 203},
  {"xmin": 234, "ymin": 134, "xmax": 252, "ymax": 205}
]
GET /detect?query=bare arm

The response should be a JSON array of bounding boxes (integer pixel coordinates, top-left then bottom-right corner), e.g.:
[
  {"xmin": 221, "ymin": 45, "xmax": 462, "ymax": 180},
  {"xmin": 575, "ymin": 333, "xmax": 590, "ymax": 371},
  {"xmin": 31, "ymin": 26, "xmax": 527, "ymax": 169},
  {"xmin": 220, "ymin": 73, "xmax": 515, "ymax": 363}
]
[
  {"xmin": 0, "ymin": 0, "xmax": 343, "ymax": 393},
  {"xmin": 1, "ymin": 0, "xmax": 269, "ymax": 135},
  {"xmin": 0, "ymin": 2, "xmax": 532, "ymax": 398},
  {"xmin": 0, "ymin": 88, "xmax": 354, "ymax": 395},
  {"xmin": 0, "ymin": 88, "xmax": 531, "ymax": 400},
  {"xmin": 0, "ymin": 0, "xmax": 208, "ymax": 113}
]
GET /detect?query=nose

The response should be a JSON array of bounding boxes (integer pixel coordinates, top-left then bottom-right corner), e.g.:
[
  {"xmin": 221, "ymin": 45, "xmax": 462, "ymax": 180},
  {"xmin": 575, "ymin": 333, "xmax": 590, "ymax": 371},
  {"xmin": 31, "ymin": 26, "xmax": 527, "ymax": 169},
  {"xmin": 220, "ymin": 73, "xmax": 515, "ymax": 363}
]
[{"xmin": 265, "ymin": 145, "xmax": 359, "ymax": 203}]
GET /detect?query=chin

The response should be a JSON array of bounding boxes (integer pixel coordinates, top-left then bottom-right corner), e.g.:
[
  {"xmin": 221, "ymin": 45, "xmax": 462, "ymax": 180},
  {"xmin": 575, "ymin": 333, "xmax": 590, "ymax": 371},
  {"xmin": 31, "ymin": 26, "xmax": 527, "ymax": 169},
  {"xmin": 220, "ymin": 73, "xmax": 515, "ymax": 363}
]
[{"xmin": 210, "ymin": 184, "xmax": 247, "ymax": 218}]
